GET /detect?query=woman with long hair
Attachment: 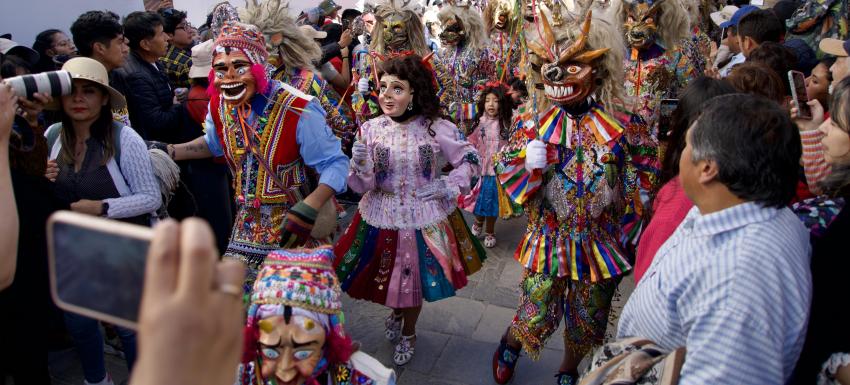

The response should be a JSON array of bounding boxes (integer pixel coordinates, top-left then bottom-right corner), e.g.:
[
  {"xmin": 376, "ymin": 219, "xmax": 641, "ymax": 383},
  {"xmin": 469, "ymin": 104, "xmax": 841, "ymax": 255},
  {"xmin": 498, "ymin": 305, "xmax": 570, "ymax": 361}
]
[
  {"xmin": 790, "ymin": 76, "xmax": 850, "ymax": 385},
  {"xmin": 334, "ymin": 55, "xmax": 486, "ymax": 366},
  {"xmin": 633, "ymin": 76, "xmax": 737, "ymax": 283},
  {"xmin": 31, "ymin": 29, "xmax": 76, "ymax": 73},
  {"xmin": 43, "ymin": 57, "xmax": 160, "ymax": 385}
]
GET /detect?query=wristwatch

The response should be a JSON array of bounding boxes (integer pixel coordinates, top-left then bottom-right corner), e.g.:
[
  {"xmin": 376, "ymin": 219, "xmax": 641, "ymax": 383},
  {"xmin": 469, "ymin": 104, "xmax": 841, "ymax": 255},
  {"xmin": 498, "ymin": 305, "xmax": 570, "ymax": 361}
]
[{"xmin": 101, "ymin": 202, "xmax": 109, "ymax": 217}]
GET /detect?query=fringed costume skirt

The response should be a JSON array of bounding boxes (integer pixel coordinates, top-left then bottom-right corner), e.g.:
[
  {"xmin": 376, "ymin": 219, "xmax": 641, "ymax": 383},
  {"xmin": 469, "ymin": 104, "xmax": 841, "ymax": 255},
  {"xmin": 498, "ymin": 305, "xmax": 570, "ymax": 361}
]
[{"xmin": 333, "ymin": 209, "xmax": 486, "ymax": 308}]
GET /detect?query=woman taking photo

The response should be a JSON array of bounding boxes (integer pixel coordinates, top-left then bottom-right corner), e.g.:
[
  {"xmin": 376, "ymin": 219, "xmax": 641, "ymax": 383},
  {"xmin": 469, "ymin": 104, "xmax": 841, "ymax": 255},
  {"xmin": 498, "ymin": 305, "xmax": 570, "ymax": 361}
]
[
  {"xmin": 44, "ymin": 57, "xmax": 160, "ymax": 385},
  {"xmin": 790, "ymin": 77, "xmax": 850, "ymax": 385},
  {"xmin": 333, "ymin": 54, "xmax": 486, "ymax": 366}
]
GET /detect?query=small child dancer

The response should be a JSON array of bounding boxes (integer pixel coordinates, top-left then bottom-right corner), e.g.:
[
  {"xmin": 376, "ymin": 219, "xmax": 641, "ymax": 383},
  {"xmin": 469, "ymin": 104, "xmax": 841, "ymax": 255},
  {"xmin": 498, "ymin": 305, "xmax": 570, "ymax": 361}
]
[{"xmin": 460, "ymin": 82, "xmax": 516, "ymax": 247}]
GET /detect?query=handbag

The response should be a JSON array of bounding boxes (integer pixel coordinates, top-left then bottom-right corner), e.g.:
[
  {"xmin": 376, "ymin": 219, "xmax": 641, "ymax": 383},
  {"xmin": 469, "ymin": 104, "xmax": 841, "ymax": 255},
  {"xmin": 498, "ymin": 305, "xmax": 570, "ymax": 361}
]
[{"xmin": 579, "ymin": 337, "xmax": 686, "ymax": 385}]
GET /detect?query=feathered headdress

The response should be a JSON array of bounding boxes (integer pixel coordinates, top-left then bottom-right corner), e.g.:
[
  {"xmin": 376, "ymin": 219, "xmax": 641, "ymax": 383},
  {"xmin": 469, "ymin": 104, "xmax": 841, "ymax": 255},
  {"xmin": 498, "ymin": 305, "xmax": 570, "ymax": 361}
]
[{"xmin": 241, "ymin": 0, "xmax": 322, "ymax": 72}]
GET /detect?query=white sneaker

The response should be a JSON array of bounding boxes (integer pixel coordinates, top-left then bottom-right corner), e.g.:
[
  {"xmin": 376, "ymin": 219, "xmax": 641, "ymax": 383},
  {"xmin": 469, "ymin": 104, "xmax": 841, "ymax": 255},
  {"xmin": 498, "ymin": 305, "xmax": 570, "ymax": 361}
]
[{"xmin": 484, "ymin": 234, "xmax": 496, "ymax": 248}]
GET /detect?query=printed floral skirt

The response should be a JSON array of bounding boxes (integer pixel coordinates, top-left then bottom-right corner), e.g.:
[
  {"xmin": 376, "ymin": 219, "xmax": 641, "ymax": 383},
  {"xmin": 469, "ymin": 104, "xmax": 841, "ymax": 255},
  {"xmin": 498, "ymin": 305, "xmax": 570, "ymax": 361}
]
[
  {"xmin": 333, "ymin": 209, "xmax": 487, "ymax": 308},
  {"xmin": 460, "ymin": 175, "xmax": 522, "ymax": 218}
]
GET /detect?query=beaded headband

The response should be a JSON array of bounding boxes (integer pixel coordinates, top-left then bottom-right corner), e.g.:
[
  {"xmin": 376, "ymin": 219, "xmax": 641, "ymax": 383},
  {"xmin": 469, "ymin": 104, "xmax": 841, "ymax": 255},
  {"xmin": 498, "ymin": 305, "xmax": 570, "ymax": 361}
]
[
  {"xmin": 214, "ymin": 21, "xmax": 269, "ymax": 65},
  {"xmin": 250, "ymin": 246, "xmax": 342, "ymax": 314}
]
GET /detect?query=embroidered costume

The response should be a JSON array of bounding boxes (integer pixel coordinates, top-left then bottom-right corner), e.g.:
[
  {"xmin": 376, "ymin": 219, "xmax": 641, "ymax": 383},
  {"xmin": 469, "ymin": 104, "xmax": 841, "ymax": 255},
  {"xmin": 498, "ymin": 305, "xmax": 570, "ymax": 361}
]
[
  {"xmin": 237, "ymin": 247, "xmax": 396, "ymax": 385},
  {"xmin": 460, "ymin": 114, "xmax": 518, "ymax": 218},
  {"xmin": 616, "ymin": 0, "xmax": 696, "ymax": 248},
  {"xmin": 492, "ymin": 8, "xmax": 636, "ymax": 384},
  {"xmin": 484, "ymin": 0, "xmax": 523, "ymax": 80},
  {"xmin": 438, "ymin": 4, "xmax": 496, "ymax": 134},
  {"xmin": 274, "ymin": 67, "xmax": 357, "ymax": 154},
  {"xmin": 352, "ymin": 0, "xmax": 454, "ymax": 124},
  {"xmin": 242, "ymin": 0, "xmax": 358, "ymax": 153},
  {"xmin": 202, "ymin": 22, "xmax": 349, "ymax": 289},
  {"xmin": 334, "ymin": 115, "xmax": 486, "ymax": 307}
]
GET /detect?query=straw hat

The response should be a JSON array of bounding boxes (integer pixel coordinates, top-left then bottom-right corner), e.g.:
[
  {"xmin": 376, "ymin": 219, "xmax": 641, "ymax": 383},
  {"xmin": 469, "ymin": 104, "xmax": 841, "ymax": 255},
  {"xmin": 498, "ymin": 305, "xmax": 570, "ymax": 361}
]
[
  {"xmin": 189, "ymin": 40, "xmax": 214, "ymax": 78},
  {"xmin": 51, "ymin": 57, "xmax": 126, "ymax": 110}
]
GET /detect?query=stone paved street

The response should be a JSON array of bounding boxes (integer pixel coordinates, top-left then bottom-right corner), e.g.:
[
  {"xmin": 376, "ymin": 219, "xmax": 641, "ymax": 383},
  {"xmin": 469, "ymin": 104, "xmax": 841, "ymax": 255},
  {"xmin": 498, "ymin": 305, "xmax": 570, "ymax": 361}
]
[{"xmin": 43, "ymin": 212, "xmax": 634, "ymax": 385}]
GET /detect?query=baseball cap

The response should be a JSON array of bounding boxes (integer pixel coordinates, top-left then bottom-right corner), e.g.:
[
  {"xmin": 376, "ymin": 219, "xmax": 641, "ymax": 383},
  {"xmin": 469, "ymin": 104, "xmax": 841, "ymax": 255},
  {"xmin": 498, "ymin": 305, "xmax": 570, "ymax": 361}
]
[
  {"xmin": 711, "ymin": 5, "xmax": 739, "ymax": 27},
  {"xmin": 820, "ymin": 38, "xmax": 850, "ymax": 57},
  {"xmin": 189, "ymin": 40, "xmax": 213, "ymax": 79},
  {"xmin": 0, "ymin": 38, "xmax": 39, "ymax": 66},
  {"xmin": 719, "ymin": 5, "xmax": 759, "ymax": 28}
]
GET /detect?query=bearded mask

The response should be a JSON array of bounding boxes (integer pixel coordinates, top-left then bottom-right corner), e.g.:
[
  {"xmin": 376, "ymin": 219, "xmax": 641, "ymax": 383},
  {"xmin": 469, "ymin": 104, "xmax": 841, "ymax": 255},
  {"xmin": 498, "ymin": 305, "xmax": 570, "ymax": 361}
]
[
  {"xmin": 623, "ymin": 0, "xmax": 663, "ymax": 50},
  {"xmin": 382, "ymin": 13, "xmax": 409, "ymax": 50},
  {"xmin": 527, "ymin": 12, "xmax": 609, "ymax": 106},
  {"xmin": 493, "ymin": 1, "xmax": 512, "ymax": 31},
  {"xmin": 522, "ymin": 0, "xmax": 537, "ymax": 22},
  {"xmin": 440, "ymin": 16, "xmax": 466, "ymax": 47},
  {"xmin": 212, "ymin": 49, "xmax": 259, "ymax": 106}
]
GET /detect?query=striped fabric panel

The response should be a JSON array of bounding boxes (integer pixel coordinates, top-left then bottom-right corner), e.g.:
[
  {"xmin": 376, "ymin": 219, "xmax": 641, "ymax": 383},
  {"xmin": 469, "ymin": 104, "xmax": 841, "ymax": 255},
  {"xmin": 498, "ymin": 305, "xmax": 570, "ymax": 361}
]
[
  {"xmin": 617, "ymin": 203, "xmax": 812, "ymax": 385},
  {"xmin": 800, "ymin": 129, "xmax": 831, "ymax": 194}
]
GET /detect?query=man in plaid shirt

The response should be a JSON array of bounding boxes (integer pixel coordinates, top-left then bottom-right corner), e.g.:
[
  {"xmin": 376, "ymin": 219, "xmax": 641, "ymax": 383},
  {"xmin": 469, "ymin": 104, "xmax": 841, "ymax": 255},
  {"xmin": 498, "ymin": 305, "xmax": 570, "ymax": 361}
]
[{"xmin": 158, "ymin": 8, "xmax": 192, "ymax": 89}]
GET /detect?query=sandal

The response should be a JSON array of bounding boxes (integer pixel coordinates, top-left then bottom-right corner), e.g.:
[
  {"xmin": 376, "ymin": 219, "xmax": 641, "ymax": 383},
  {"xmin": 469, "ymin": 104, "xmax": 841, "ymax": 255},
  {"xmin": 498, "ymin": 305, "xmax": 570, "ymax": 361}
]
[
  {"xmin": 492, "ymin": 335, "xmax": 521, "ymax": 384},
  {"xmin": 393, "ymin": 334, "xmax": 416, "ymax": 365},
  {"xmin": 384, "ymin": 312, "xmax": 402, "ymax": 341},
  {"xmin": 471, "ymin": 221, "xmax": 483, "ymax": 237},
  {"xmin": 484, "ymin": 233, "xmax": 497, "ymax": 248}
]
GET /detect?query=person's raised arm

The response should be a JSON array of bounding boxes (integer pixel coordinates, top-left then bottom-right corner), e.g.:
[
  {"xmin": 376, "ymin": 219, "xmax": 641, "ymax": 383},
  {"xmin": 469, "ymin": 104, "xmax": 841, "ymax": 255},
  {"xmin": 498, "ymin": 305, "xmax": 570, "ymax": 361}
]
[
  {"xmin": 0, "ymin": 82, "xmax": 19, "ymax": 290},
  {"xmin": 130, "ymin": 218, "xmax": 245, "ymax": 385}
]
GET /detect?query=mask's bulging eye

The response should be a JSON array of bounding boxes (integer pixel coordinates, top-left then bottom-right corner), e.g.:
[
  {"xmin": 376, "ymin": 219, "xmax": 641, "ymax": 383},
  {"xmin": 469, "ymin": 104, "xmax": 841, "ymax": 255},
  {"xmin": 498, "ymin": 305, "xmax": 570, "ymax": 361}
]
[
  {"xmin": 236, "ymin": 67, "xmax": 249, "ymax": 76},
  {"xmin": 261, "ymin": 348, "xmax": 280, "ymax": 359},
  {"xmin": 566, "ymin": 65, "xmax": 581, "ymax": 75},
  {"xmin": 293, "ymin": 350, "xmax": 313, "ymax": 361},
  {"xmin": 214, "ymin": 71, "xmax": 225, "ymax": 79}
]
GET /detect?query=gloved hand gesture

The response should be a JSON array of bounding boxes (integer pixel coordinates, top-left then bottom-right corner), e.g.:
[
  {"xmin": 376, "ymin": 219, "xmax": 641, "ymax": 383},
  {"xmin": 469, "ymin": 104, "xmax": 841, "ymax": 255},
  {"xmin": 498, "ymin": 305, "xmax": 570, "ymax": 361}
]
[
  {"xmin": 419, "ymin": 178, "xmax": 451, "ymax": 201},
  {"xmin": 357, "ymin": 78, "xmax": 370, "ymax": 94},
  {"xmin": 524, "ymin": 139, "xmax": 548, "ymax": 172},
  {"xmin": 351, "ymin": 140, "xmax": 369, "ymax": 165},
  {"xmin": 281, "ymin": 200, "xmax": 317, "ymax": 248}
]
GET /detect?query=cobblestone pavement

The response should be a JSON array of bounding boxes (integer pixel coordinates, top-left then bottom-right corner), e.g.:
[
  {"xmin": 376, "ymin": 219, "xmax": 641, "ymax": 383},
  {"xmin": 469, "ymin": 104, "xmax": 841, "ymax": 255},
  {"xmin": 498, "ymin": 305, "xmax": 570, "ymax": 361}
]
[{"xmin": 43, "ymin": 212, "xmax": 634, "ymax": 385}]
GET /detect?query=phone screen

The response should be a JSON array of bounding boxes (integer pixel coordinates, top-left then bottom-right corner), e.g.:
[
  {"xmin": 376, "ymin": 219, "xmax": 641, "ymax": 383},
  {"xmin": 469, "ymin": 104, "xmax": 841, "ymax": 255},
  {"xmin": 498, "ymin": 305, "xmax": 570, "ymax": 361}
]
[
  {"xmin": 49, "ymin": 212, "xmax": 151, "ymax": 329},
  {"xmin": 658, "ymin": 99, "xmax": 678, "ymax": 140},
  {"xmin": 789, "ymin": 71, "xmax": 812, "ymax": 120}
]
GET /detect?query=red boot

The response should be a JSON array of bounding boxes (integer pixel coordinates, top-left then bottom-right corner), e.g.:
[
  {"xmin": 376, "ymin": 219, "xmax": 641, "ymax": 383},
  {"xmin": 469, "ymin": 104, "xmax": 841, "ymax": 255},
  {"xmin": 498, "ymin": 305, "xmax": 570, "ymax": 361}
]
[{"xmin": 492, "ymin": 335, "xmax": 521, "ymax": 384}]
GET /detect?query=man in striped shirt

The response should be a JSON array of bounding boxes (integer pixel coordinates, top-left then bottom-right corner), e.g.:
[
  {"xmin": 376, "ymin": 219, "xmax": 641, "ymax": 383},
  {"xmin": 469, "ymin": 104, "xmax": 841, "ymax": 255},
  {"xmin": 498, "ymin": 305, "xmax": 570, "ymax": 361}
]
[{"xmin": 617, "ymin": 94, "xmax": 812, "ymax": 384}]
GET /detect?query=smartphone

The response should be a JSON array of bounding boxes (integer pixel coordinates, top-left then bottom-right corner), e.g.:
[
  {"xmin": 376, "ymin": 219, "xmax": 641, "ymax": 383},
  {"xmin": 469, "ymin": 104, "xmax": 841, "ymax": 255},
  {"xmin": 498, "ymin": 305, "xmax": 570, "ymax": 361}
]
[
  {"xmin": 657, "ymin": 98, "xmax": 679, "ymax": 140},
  {"xmin": 47, "ymin": 211, "xmax": 152, "ymax": 330},
  {"xmin": 788, "ymin": 70, "xmax": 812, "ymax": 120}
]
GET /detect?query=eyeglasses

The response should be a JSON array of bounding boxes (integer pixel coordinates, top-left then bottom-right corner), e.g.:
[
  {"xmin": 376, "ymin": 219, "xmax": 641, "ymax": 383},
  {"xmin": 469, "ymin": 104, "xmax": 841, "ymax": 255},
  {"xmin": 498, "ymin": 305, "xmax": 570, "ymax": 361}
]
[
  {"xmin": 53, "ymin": 39, "xmax": 73, "ymax": 48},
  {"xmin": 175, "ymin": 22, "xmax": 193, "ymax": 31}
]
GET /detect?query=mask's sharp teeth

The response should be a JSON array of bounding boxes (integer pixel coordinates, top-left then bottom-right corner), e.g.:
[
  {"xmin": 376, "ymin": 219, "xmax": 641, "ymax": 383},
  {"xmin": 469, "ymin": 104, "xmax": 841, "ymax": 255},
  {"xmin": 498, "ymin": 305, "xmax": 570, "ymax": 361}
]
[{"xmin": 566, "ymin": 86, "xmax": 573, "ymax": 95}]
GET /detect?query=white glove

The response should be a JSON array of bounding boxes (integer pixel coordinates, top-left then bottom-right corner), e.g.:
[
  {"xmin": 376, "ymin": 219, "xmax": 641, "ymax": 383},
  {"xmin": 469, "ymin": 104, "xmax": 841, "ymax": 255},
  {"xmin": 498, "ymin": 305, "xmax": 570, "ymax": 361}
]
[
  {"xmin": 525, "ymin": 139, "xmax": 548, "ymax": 172},
  {"xmin": 351, "ymin": 141, "xmax": 369, "ymax": 165},
  {"xmin": 357, "ymin": 78, "xmax": 370, "ymax": 94},
  {"xmin": 419, "ymin": 178, "xmax": 451, "ymax": 201}
]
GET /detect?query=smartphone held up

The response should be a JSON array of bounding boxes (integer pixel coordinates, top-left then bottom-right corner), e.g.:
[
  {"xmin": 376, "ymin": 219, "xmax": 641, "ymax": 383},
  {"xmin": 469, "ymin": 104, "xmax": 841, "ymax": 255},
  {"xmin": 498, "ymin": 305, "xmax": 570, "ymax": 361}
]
[
  {"xmin": 48, "ymin": 211, "xmax": 151, "ymax": 330},
  {"xmin": 788, "ymin": 70, "xmax": 812, "ymax": 120}
]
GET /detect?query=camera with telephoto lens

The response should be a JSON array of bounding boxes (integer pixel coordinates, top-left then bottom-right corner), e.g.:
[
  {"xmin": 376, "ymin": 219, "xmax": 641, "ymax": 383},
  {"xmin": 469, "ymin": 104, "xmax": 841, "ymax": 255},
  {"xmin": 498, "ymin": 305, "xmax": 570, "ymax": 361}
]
[{"xmin": 3, "ymin": 70, "xmax": 72, "ymax": 100}]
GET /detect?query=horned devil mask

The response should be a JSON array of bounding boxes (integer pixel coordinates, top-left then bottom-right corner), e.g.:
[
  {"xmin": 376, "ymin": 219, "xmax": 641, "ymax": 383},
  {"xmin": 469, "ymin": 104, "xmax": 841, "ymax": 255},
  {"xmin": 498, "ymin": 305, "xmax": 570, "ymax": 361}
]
[{"xmin": 527, "ymin": 12, "xmax": 609, "ymax": 106}]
